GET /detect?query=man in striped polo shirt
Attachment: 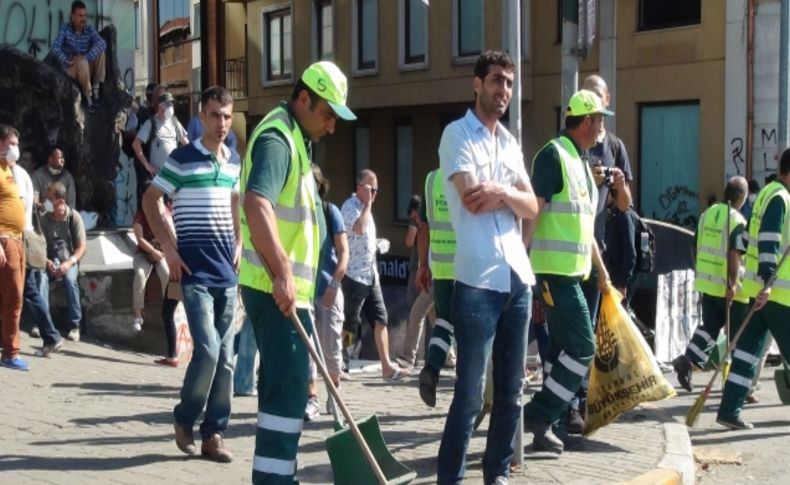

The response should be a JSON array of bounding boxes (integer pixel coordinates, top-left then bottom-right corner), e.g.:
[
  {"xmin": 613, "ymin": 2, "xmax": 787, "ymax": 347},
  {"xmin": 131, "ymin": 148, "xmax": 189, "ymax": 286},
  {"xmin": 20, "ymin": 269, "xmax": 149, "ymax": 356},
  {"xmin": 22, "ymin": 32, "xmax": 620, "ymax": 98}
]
[{"xmin": 143, "ymin": 86, "xmax": 241, "ymax": 463}]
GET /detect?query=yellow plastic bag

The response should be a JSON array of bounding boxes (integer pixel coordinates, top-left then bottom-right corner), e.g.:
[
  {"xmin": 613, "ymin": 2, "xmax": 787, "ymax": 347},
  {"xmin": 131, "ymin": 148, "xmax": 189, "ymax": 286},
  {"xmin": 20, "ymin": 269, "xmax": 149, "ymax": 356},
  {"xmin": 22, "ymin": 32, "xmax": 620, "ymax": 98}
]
[{"xmin": 584, "ymin": 288, "xmax": 676, "ymax": 436}]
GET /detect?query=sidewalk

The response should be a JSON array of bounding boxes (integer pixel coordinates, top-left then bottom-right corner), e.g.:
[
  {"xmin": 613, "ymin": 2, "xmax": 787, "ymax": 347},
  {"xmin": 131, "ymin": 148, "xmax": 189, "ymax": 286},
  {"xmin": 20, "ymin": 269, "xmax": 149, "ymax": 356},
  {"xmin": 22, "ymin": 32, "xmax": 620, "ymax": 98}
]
[{"xmin": 0, "ymin": 338, "xmax": 692, "ymax": 484}]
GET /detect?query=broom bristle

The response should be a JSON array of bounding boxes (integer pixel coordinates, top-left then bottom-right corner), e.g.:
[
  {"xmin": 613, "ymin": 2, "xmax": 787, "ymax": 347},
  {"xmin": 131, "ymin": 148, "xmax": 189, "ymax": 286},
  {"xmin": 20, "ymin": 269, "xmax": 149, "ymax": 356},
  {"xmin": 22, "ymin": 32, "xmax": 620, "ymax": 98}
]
[
  {"xmin": 722, "ymin": 361, "xmax": 731, "ymax": 382},
  {"xmin": 686, "ymin": 394, "xmax": 707, "ymax": 427}
]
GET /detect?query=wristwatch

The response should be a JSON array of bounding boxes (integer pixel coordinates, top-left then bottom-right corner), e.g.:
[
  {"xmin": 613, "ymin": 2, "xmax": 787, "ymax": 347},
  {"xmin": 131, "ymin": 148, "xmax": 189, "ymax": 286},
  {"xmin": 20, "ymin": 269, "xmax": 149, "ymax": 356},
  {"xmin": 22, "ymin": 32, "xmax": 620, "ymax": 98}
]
[
  {"xmin": 69, "ymin": 255, "xmax": 78, "ymax": 265},
  {"xmin": 329, "ymin": 279, "xmax": 342, "ymax": 289}
]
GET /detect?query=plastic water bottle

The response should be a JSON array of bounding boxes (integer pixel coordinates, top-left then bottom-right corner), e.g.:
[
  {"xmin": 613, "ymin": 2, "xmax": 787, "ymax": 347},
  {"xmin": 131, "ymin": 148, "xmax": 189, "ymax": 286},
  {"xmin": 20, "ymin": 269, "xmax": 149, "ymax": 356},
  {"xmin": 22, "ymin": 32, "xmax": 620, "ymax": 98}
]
[{"xmin": 53, "ymin": 258, "xmax": 63, "ymax": 282}]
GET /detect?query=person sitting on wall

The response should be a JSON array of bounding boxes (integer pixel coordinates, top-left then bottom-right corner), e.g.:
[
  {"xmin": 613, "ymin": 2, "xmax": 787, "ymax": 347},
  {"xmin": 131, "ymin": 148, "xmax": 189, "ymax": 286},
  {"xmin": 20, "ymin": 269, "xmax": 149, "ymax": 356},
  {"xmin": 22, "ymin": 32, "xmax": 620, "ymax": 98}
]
[
  {"xmin": 40, "ymin": 181, "xmax": 86, "ymax": 343},
  {"xmin": 32, "ymin": 147, "xmax": 78, "ymax": 211},
  {"xmin": 50, "ymin": 1, "xmax": 107, "ymax": 112}
]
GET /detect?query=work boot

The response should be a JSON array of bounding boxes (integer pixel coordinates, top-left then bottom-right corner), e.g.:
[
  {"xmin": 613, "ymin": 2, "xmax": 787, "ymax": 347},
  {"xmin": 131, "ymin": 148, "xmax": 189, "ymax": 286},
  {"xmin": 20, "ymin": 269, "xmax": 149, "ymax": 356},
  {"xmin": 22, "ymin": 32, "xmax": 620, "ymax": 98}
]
[
  {"xmin": 524, "ymin": 413, "xmax": 564, "ymax": 454},
  {"xmin": 418, "ymin": 365, "xmax": 439, "ymax": 407},
  {"xmin": 672, "ymin": 355, "xmax": 693, "ymax": 392},
  {"xmin": 174, "ymin": 422, "xmax": 196, "ymax": 455},
  {"xmin": 201, "ymin": 433, "xmax": 233, "ymax": 463},
  {"xmin": 716, "ymin": 415, "xmax": 754, "ymax": 431},
  {"xmin": 564, "ymin": 407, "xmax": 585, "ymax": 435}
]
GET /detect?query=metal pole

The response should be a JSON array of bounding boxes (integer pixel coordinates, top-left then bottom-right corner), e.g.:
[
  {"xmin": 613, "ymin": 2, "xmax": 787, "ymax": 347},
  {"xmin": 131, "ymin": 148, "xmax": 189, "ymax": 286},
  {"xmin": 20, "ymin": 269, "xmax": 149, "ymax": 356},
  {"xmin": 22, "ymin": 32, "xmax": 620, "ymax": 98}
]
[
  {"xmin": 561, "ymin": 0, "xmax": 580, "ymax": 119},
  {"xmin": 505, "ymin": 0, "xmax": 524, "ymax": 469},
  {"xmin": 780, "ymin": 0, "xmax": 790, "ymax": 153},
  {"xmin": 507, "ymin": 0, "xmax": 523, "ymax": 146}
]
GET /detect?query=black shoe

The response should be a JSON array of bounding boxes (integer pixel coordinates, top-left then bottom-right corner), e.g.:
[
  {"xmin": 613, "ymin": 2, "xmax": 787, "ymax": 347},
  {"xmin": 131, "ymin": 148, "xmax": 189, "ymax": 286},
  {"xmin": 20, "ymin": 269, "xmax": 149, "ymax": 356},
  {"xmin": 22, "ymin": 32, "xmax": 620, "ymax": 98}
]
[
  {"xmin": 418, "ymin": 366, "xmax": 438, "ymax": 407},
  {"xmin": 672, "ymin": 355, "xmax": 693, "ymax": 392},
  {"xmin": 524, "ymin": 414, "xmax": 564, "ymax": 454},
  {"xmin": 564, "ymin": 407, "xmax": 585, "ymax": 435},
  {"xmin": 716, "ymin": 415, "xmax": 754, "ymax": 430}
]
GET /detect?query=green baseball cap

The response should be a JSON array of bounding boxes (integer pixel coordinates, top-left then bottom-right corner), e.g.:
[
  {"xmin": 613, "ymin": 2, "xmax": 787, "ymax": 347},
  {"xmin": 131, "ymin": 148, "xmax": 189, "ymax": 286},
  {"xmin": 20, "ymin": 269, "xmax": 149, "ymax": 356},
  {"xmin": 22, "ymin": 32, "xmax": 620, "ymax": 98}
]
[
  {"xmin": 301, "ymin": 61, "xmax": 356, "ymax": 121},
  {"xmin": 566, "ymin": 89, "xmax": 614, "ymax": 117}
]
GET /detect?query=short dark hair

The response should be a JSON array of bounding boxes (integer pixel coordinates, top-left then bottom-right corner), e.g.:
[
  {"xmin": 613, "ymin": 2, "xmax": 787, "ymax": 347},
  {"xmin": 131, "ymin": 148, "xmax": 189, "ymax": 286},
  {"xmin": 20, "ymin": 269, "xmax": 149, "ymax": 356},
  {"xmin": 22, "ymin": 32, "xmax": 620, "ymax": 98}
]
[
  {"xmin": 564, "ymin": 115, "xmax": 587, "ymax": 130},
  {"xmin": 473, "ymin": 50, "xmax": 515, "ymax": 81},
  {"xmin": 780, "ymin": 148, "xmax": 790, "ymax": 176},
  {"xmin": 48, "ymin": 181, "xmax": 68, "ymax": 200},
  {"xmin": 291, "ymin": 79, "xmax": 323, "ymax": 109},
  {"xmin": 748, "ymin": 178, "xmax": 760, "ymax": 194},
  {"xmin": 312, "ymin": 163, "xmax": 330, "ymax": 199},
  {"xmin": 47, "ymin": 146, "xmax": 62, "ymax": 157},
  {"xmin": 71, "ymin": 1, "xmax": 87, "ymax": 13},
  {"xmin": 200, "ymin": 86, "xmax": 233, "ymax": 109},
  {"xmin": 0, "ymin": 124, "xmax": 19, "ymax": 142}
]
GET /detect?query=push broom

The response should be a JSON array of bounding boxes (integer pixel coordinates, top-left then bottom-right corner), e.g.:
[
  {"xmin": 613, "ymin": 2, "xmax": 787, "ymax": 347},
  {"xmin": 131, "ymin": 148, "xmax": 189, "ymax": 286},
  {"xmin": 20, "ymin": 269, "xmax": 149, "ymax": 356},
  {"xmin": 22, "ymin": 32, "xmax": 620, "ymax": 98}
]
[{"xmin": 686, "ymin": 243, "xmax": 790, "ymax": 427}]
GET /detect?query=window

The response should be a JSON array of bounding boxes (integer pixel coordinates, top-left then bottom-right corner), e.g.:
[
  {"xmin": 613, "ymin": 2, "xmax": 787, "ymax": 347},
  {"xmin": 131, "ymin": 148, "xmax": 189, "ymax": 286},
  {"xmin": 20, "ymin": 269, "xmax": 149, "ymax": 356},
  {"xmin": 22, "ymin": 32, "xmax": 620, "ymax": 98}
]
[
  {"xmin": 638, "ymin": 0, "xmax": 700, "ymax": 31},
  {"xmin": 402, "ymin": 0, "xmax": 427, "ymax": 66},
  {"xmin": 355, "ymin": 123, "xmax": 370, "ymax": 174},
  {"xmin": 193, "ymin": 3, "xmax": 201, "ymax": 39},
  {"xmin": 454, "ymin": 0, "xmax": 483, "ymax": 59},
  {"xmin": 263, "ymin": 7, "xmax": 293, "ymax": 82},
  {"xmin": 395, "ymin": 119, "xmax": 413, "ymax": 222},
  {"xmin": 134, "ymin": 1, "xmax": 140, "ymax": 49},
  {"xmin": 314, "ymin": 0, "xmax": 334, "ymax": 60},
  {"xmin": 354, "ymin": 0, "xmax": 378, "ymax": 72}
]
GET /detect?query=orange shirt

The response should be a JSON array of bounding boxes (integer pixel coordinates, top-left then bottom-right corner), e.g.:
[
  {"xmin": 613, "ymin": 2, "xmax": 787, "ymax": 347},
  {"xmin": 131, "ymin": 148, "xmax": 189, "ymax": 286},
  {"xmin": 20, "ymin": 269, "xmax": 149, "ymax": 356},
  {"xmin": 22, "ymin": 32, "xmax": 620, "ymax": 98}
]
[{"xmin": 0, "ymin": 162, "xmax": 25, "ymax": 237}]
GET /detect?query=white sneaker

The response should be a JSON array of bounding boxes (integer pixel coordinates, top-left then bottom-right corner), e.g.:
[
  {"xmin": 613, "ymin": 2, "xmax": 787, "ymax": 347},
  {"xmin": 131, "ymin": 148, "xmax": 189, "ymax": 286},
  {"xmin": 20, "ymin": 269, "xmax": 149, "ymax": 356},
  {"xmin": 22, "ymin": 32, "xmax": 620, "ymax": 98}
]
[
  {"xmin": 132, "ymin": 317, "xmax": 143, "ymax": 332},
  {"xmin": 495, "ymin": 477, "xmax": 508, "ymax": 485},
  {"xmin": 304, "ymin": 396, "xmax": 320, "ymax": 421},
  {"xmin": 30, "ymin": 326, "xmax": 41, "ymax": 338},
  {"xmin": 66, "ymin": 329, "xmax": 80, "ymax": 342}
]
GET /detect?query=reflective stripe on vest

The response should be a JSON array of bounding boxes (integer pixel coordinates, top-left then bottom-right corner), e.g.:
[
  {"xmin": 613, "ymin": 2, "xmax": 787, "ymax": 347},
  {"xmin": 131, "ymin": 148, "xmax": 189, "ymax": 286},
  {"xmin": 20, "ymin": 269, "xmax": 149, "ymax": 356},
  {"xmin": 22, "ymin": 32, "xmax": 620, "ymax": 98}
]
[
  {"xmin": 530, "ymin": 136, "xmax": 597, "ymax": 277},
  {"xmin": 239, "ymin": 104, "xmax": 319, "ymax": 306},
  {"xmin": 425, "ymin": 168, "xmax": 456, "ymax": 280},
  {"xmin": 742, "ymin": 181, "xmax": 790, "ymax": 305},
  {"xmin": 693, "ymin": 202, "xmax": 748, "ymax": 303}
]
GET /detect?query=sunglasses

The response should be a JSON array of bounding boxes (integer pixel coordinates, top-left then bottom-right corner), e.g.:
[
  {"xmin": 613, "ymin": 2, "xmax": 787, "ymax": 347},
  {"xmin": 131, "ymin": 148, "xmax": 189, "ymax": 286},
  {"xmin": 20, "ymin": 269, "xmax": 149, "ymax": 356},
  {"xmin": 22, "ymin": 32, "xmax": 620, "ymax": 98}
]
[{"xmin": 359, "ymin": 183, "xmax": 378, "ymax": 194}]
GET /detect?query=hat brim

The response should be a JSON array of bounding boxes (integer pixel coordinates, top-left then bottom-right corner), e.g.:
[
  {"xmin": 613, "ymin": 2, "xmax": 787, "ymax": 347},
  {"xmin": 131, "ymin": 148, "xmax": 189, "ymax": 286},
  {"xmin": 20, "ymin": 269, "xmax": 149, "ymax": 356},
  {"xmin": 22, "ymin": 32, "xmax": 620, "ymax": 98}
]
[
  {"xmin": 328, "ymin": 101, "xmax": 357, "ymax": 121},
  {"xmin": 600, "ymin": 108, "xmax": 615, "ymax": 116}
]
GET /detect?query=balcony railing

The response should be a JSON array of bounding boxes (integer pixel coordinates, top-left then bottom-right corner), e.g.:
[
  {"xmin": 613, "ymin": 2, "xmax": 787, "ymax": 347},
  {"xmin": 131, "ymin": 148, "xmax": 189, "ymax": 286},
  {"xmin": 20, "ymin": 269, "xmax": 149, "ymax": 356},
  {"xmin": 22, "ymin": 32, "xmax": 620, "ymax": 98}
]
[{"xmin": 226, "ymin": 57, "xmax": 247, "ymax": 99}]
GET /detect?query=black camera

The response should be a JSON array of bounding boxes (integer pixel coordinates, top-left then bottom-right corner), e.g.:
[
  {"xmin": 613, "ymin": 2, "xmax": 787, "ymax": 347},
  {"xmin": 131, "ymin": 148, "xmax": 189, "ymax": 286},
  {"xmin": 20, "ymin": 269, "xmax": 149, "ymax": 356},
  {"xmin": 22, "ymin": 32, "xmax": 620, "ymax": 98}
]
[{"xmin": 602, "ymin": 167, "xmax": 615, "ymax": 188}]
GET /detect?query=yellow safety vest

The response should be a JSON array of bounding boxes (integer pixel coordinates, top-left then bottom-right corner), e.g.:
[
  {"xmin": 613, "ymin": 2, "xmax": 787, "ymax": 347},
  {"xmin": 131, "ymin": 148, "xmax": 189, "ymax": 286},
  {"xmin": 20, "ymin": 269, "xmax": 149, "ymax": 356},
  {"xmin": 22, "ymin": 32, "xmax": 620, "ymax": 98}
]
[
  {"xmin": 530, "ymin": 136, "xmax": 597, "ymax": 277},
  {"xmin": 425, "ymin": 169, "xmax": 456, "ymax": 280},
  {"xmin": 694, "ymin": 202, "xmax": 748, "ymax": 303},
  {"xmin": 743, "ymin": 181, "xmax": 790, "ymax": 305},
  {"xmin": 239, "ymin": 104, "xmax": 319, "ymax": 307}
]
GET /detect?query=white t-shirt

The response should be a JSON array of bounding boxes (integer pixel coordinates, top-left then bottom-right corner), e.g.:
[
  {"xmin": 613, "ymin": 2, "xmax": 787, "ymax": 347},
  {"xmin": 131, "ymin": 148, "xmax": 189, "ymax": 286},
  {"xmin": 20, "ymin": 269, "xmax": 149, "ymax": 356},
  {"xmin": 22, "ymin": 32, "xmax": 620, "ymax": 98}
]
[
  {"xmin": 136, "ymin": 115, "xmax": 187, "ymax": 171},
  {"xmin": 341, "ymin": 194, "xmax": 378, "ymax": 286},
  {"xmin": 11, "ymin": 164, "xmax": 34, "ymax": 231}
]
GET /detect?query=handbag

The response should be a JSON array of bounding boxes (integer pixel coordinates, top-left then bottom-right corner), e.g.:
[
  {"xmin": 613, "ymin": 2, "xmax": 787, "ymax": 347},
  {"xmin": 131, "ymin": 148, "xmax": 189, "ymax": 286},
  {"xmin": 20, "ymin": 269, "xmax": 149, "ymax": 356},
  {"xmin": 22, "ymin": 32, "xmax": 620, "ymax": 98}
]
[{"xmin": 24, "ymin": 209, "xmax": 48, "ymax": 269}]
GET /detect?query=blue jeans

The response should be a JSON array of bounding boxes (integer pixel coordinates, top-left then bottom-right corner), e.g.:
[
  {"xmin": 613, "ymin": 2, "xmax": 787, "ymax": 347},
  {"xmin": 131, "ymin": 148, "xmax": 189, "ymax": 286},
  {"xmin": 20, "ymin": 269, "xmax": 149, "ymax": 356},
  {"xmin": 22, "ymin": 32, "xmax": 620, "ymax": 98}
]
[
  {"xmin": 174, "ymin": 283, "xmax": 236, "ymax": 439},
  {"xmin": 39, "ymin": 264, "xmax": 82, "ymax": 330},
  {"xmin": 234, "ymin": 317, "xmax": 258, "ymax": 395},
  {"xmin": 437, "ymin": 270, "xmax": 531, "ymax": 485},
  {"xmin": 24, "ymin": 267, "xmax": 61, "ymax": 346}
]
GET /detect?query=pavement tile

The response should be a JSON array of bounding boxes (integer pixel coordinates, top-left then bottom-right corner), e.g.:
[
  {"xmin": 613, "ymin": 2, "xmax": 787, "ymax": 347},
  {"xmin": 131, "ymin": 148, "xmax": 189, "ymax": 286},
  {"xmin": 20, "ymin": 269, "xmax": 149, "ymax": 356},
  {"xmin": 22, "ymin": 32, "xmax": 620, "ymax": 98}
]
[{"xmin": 0, "ymin": 338, "xmax": 684, "ymax": 484}]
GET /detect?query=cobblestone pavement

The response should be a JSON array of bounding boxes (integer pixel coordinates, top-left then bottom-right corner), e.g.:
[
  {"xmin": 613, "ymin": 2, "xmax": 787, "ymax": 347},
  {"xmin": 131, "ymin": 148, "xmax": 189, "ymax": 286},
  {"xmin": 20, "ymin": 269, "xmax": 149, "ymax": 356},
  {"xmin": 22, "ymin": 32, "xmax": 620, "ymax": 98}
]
[{"xmin": 1, "ymin": 338, "xmax": 678, "ymax": 484}]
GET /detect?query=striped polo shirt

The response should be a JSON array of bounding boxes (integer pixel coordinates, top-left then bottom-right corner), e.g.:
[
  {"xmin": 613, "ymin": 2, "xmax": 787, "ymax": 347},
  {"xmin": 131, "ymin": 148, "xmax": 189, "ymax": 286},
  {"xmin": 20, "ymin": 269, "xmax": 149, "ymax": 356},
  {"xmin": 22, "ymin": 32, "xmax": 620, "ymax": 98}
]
[{"xmin": 152, "ymin": 138, "xmax": 240, "ymax": 288}]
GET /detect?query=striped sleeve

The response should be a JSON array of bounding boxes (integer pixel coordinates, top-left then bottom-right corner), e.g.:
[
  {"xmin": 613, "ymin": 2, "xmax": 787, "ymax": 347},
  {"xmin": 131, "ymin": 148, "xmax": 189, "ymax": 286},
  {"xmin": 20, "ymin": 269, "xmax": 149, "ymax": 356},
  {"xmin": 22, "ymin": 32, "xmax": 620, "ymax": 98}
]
[
  {"xmin": 757, "ymin": 195, "xmax": 786, "ymax": 282},
  {"xmin": 151, "ymin": 157, "xmax": 183, "ymax": 196}
]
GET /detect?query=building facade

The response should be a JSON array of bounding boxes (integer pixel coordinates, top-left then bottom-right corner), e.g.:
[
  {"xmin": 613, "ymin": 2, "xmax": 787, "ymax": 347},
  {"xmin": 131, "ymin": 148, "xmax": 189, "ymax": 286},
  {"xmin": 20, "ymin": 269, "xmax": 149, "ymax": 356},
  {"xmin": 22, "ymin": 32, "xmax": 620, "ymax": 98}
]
[{"xmin": 239, "ymin": 0, "xmax": 774, "ymax": 255}]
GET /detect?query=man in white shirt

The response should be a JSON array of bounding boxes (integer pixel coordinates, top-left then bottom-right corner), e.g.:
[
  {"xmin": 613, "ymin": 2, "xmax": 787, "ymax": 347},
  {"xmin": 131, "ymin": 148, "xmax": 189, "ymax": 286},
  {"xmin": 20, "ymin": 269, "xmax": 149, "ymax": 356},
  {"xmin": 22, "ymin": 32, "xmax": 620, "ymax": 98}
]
[
  {"xmin": 341, "ymin": 169, "xmax": 408, "ymax": 381},
  {"xmin": 10, "ymin": 151, "xmax": 63, "ymax": 356},
  {"xmin": 436, "ymin": 51, "xmax": 538, "ymax": 485},
  {"xmin": 132, "ymin": 91, "xmax": 188, "ymax": 177}
]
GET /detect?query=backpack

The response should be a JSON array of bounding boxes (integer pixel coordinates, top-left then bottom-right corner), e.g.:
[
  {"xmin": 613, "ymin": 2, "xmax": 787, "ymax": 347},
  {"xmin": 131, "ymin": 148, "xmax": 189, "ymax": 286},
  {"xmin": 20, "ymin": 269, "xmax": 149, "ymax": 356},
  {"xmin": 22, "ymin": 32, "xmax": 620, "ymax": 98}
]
[{"xmin": 633, "ymin": 212, "xmax": 656, "ymax": 274}]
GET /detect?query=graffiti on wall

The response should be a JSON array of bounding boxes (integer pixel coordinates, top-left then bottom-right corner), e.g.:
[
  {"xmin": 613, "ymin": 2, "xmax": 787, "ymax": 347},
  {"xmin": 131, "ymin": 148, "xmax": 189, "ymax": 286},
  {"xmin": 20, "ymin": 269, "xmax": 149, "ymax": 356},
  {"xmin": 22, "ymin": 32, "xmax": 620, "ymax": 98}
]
[
  {"xmin": 652, "ymin": 185, "xmax": 699, "ymax": 229},
  {"xmin": 726, "ymin": 127, "xmax": 778, "ymax": 185},
  {"xmin": 0, "ymin": 0, "xmax": 135, "ymax": 88}
]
